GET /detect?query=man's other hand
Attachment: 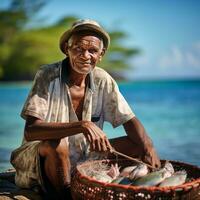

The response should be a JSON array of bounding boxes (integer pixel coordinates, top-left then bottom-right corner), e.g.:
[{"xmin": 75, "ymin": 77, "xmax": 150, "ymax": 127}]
[{"xmin": 142, "ymin": 147, "xmax": 161, "ymax": 169}]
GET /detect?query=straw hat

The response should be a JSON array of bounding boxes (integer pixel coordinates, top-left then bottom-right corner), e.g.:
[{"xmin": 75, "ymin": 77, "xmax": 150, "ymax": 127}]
[{"xmin": 59, "ymin": 19, "xmax": 110, "ymax": 54}]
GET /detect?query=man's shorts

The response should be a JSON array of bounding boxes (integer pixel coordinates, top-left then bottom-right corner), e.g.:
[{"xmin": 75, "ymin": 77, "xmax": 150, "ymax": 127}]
[{"xmin": 10, "ymin": 141, "xmax": 45, "ymax": 190}]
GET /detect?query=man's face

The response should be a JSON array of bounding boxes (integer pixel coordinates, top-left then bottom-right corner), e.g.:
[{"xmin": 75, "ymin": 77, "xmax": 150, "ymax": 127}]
[{"xmin": 66, "ymin": 33, "xmax": 104, "ymax": 75}]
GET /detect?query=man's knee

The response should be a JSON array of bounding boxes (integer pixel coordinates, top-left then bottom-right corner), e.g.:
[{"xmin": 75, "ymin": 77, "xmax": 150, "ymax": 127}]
[{"xmin": 39, "ymin": 139, "xmax": 69, "ymax": 159}]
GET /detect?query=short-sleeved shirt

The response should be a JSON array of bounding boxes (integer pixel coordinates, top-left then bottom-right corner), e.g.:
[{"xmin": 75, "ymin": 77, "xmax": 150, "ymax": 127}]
[{"xmin": 21, "ymin": 58, "xmax": 135, "ymax": 167}]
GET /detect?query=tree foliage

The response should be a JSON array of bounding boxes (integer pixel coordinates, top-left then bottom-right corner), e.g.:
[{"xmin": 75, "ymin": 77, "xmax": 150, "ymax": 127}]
[{"xmin": 0, "ymin": 0, "xmax": 140, "ymax": 81}]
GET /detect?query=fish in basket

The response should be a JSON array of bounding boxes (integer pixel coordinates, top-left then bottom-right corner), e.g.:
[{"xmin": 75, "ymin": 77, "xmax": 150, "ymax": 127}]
[{"xmin": 71, "ymin": 159, "xmax": 200, "ymax": 200}]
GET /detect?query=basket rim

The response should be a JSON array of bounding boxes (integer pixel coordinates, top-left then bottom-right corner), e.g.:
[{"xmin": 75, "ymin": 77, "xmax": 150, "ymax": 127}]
[{"xmin": 74, "ymin": 159, "xmax": 200, "ymax": 193}]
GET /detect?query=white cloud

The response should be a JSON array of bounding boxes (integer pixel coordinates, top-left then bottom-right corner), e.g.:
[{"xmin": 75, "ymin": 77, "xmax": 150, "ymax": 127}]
[
  {"xmin": 185, "ymin": 52, "xmax": 200, "ymax": 68},
  {"xmin": 171, "ymin": 47, "xmax": 183, "ymax": 65},
  {"xmin": 193, "ymin": 41, "xmax": 200, "ymax": 51},
  {"xmin": 158, "ymin": 42, "xmax": 200, "ymax": 69},
  {"xmin": 159, "ymin": 46, "xmax": 185, "ymax": 69},
  {"xmin": 129, "ymin": 41, "xmax": 200, "ymax": 79}
]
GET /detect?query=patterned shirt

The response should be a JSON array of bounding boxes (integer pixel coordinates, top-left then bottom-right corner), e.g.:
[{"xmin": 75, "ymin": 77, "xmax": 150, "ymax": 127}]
[{"xmin": 21, "ymin": 58, "xmax": 135, "ymax": 167}]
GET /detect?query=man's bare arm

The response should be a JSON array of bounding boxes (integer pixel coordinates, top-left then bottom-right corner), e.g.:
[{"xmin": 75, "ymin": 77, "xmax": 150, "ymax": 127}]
[
  {"xmin": 25, "ymin": 116, "xmax": 112, "ymax": 152},
  {"xmin": 123, "ymin": 117, "xmax": 161, "ymax": 168},
  {"xmin": 25, "ymin": 116, "xmax": 85, "ymax": 141}
]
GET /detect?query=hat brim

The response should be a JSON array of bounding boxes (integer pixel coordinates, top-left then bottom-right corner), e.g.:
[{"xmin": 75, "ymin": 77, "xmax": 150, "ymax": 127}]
[{"xmin": 59, "ymin": 24, "xmax": 110, "ymax": 54}]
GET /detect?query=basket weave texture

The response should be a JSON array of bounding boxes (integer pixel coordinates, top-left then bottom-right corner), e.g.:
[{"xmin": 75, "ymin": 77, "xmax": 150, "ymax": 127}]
[{"xmin": 71, "ymin": 159, "xmax": 200, "ymax": 200}]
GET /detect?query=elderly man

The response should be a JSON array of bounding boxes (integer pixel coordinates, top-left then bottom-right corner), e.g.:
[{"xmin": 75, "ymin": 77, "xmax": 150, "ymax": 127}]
[{"xmin": 11, "ymin": 19, "xmax": 160, "ymax": 199}]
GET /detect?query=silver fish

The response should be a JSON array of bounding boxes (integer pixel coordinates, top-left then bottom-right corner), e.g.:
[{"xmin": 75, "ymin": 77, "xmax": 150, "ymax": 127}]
[
  {"xmin": 129, "ymin": 163, "xmax": 148, "ymax": 180},
  {"xmin": 112, "ymin": 165, "xmax": 138, "ymax": 184},
  {"xmin": 159, "ymin": 171, "xmax": 187, "ymax": 187},
  {"xmin": 119, "ymin": 177, "xmax": 132, "ymax": 185},
  {"xmin": 164, "ymin": 162, "xmax": 174, "ymax": 174},
  {"xmin": 131, "ymin": 170, "xmax": 168, "ymax": 186},
  {"xmin": 107, "ymin": 163, "xmax": 120, "ymax": 179},
  {"xmin": 111, "ymin": 176, "xmax": 125, "ymax": 184},
  {"xmin": 132, "ymin": 162, "xmax": 174, "ymax": 186},
  {"xmin": 92, "ymin": 173, "xmax": 113, "ymax": 183},
  {"xmin": 120, "ymin": 166, "xmax": 137, "ymax": 177},
  {"xmin": 111, "ymin": 176, "xmax": 132, "ymax": 185}
]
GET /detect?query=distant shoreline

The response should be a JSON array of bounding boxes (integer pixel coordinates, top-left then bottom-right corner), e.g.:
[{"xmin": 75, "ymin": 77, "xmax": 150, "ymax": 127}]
[
  {"xmin": 0, "ymin": 78, "xmax": 200, "ymax": 85},
  {"xmin": 0, "ymin": 81, "xmax": 32, "ymax": 84}
]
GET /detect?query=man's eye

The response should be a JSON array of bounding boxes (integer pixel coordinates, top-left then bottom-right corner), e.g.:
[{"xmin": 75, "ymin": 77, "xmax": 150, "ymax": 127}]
[
  {"xmin": 76, "ymin": 47, "xmax": 82, "ymax": 51},
  {"xmin": 89, "ymin": 49, "xmax": 98, "ymax": 53}
]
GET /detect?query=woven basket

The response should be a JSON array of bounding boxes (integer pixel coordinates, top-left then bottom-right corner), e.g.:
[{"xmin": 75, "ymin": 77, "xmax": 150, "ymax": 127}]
[{"xmin": 71, "ymin": 159, "xmax": 200, "ymax": 200}]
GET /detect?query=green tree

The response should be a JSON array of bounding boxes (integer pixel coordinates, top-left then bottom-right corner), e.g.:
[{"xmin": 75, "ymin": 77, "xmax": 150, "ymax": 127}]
[
  {"xmin": 1, "ymin": 16, "xmax": 77, "ymax": 80},
  {"xmin": 0, "ymin": 2, "xmax": 140, "ymax": 81},
  {"xmin": 0, "ymin": 0, "xmax": 46, "ymax": 79}
]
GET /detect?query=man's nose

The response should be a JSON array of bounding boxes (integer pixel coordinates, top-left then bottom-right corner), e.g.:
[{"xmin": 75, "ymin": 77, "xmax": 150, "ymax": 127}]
[{"xmin": 82, "ymin": 50, "xmax": 90, "ymax": 59}]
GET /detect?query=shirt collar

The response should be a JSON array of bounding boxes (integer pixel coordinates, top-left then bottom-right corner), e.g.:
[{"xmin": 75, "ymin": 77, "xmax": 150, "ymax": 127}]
[{"xmin": 60, "ymin": 58, "xmax": 95, "ymax": 92}]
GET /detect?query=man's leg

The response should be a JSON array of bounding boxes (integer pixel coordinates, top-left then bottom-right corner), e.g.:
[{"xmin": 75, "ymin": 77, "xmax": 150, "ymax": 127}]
[{"xmin": 39, "ymin": 138, "xmax": 72, "ymax": 200}]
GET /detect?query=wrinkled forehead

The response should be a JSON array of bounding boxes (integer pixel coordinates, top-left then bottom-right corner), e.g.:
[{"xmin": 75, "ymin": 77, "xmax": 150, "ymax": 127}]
[{"xmin": 69, "ymin": 31, "xmax": 102, "ymax": 46}]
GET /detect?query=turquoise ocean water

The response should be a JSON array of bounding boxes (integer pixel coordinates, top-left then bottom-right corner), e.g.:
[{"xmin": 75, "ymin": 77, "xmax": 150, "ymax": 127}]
[{"xmin": 0, "ymin": 80, "xmax": 200, "ymax": 172}]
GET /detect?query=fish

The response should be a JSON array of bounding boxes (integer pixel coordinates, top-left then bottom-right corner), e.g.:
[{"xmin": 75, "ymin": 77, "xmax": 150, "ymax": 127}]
[
  {"xmin": 129, "ymin": 163, "xmax": 148, "ymax": 180},
  {"xmin": 159, "ymin": 171, "xmax": 187, "ymax": 187},
  {"xmin": 131, "ymin": 169, "xmax": 169, "ymax": 186},
  {"xmin": 92, "ymin": 173, "xmax": 113, "ymax": 183},
  {"xmin": 91, "ymin": 163, "xmax": 121, "ymax": 183},
  {"xmin": 131, "ymin": 162, "xmax": 174, "ymax": 186},
  {"xmin": 111, "ymin": 176, "xmax": 125, "ymax": 184},
  {"xmin": 111, "ymin": 164, "xmax": 148, "ymax": 185},
  {"xmin": 120, "ymin": 166, "xmax": 137, "ymax": 177},
  {"xmin": 119, "ymin": 177, "xmax": 132, "ymax": 185},
  {"xmin": 107, "ymin": 163, "xmax": 120, "ymax": 179},
  {"xmin": 111, "ymin": 176, "xmax": 132, "ymax": 185},
  {"xmin": 164, "ymin": 162, "xmax": 175, "ymax": 175}
]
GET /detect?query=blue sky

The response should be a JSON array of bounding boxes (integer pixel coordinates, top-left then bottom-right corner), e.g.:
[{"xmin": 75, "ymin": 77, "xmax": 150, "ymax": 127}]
[{"xmin": 1, "ymin": 0, "xmax": 200, "ymax": 79}]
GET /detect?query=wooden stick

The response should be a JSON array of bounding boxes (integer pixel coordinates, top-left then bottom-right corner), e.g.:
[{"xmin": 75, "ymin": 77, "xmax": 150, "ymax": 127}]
[{"xmin": 111, "ymin": 149, "xmax": 155, "ymax": 169}]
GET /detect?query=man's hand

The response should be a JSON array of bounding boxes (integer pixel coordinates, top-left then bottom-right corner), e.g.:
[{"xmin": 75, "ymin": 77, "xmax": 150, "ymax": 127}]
[
  {"xmin": 81, "ymin": 121, "xmax": 112, "ymax": 152},
  {"xmin": 123, "ymin": 117, "xmax": 161, "ymax": 169},
  {"xmin": 142, "ymin": 147, "xmax": 161, "ymax": 169}
]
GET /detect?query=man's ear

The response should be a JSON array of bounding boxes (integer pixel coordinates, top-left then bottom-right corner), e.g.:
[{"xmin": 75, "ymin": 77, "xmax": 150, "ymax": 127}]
[
  {"xmin": 63, "ymin": 42, "xmax": 69, "ymax": 56},
  {"xmin": 99, "ymin": 48, "xmax": 106, "ymax": 61}
]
